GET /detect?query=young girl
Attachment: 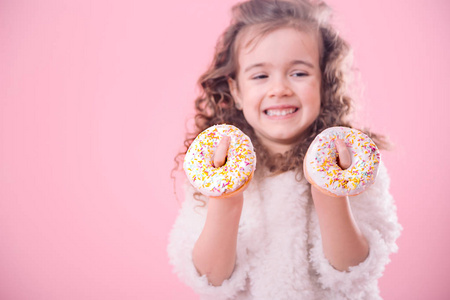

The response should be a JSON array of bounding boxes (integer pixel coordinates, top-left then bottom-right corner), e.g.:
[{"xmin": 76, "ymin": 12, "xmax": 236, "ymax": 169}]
[{"xmin": 168, "ymin": 0, "xmax": 401, "ymax": 299}]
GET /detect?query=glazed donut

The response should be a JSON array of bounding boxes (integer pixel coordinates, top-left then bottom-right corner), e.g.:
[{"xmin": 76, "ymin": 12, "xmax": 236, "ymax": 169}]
[
  {"xmin": 304, "ymin": 126, "xmax": 381, "ymax": 197},
  {"xmin": 184, "ymin": 124, "xmax": 256, "ymax": 198}
]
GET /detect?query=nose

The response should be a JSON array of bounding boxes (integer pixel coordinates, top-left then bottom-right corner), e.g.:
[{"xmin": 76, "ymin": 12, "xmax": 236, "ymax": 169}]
[{"xmin": 268, "ymin": 76, "xmax": 293, "ymax": 98}]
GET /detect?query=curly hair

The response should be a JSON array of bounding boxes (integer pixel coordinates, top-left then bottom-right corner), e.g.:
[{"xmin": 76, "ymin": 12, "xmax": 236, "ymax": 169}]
[{"xmin": 173, "ymin": 0, "xmax": 389, "ymax": 188}]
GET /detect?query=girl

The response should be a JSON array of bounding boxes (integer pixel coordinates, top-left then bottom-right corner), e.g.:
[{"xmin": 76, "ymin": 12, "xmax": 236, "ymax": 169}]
[{"xmin": 168, "ymin": 0, "xmax": 401, "ymax": 299}]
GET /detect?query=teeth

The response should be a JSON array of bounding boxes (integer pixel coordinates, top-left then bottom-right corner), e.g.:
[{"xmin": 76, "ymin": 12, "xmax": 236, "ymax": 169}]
[{"xmin": 265, "ymin": 108, "xmax": 296, "ymax": 116}]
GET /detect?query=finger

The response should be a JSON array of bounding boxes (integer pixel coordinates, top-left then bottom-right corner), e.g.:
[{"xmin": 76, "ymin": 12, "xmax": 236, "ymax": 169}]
[
  {"xmin": 213, "ymin": 136, "xmax": 231, "ymax": 168},
  {"xmin": 335, "ymin": 139, "xmax": 352, "ymax": 170}
]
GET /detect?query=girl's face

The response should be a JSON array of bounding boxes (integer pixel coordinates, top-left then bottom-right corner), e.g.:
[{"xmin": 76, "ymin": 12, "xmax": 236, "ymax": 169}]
[{"xmin": 229, "ymin": 27, "xmax": 321, "ymax": 154}]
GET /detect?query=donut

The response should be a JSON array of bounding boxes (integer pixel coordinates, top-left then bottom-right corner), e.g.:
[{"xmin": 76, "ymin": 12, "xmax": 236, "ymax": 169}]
[
  {"xmin": 304, "ymin": 126, "xmax": 381, "ymax": 197},
  {"xmin": 183, "ymin": 124, "xmax": 256, "ymax": 198}
]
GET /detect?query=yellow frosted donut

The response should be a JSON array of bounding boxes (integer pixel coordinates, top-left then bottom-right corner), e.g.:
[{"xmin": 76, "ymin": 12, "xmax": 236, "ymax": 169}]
[
  {"xmin": 304, "ymin": 126, "xmax": 381, "ymax": 197},
  {"xmin": 183, "ymin": 124, "xmax": 256, "ymax": 198}
]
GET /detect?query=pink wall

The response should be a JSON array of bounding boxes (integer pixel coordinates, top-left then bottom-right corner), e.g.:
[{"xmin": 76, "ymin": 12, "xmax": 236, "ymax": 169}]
[{"xmin": 1, "ymin": 0, "xmax": 449, "ymax": 299}]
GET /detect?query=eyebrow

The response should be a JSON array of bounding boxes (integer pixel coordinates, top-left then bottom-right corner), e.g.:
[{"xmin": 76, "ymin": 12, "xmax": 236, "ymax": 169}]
[
  {"xmin": 243, "ymin": 60, "xmax": 315, "ymax": 73},
  {"xmin": 243, "ymin": 63, "xmax": 266, "ymax": 73},
  {"xmin": 291, "ymin": 60, "xmax": 315, "ymax": 69}
]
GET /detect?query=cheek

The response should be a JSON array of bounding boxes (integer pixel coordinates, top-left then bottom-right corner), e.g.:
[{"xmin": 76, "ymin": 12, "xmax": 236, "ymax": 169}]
[
  {"xmin": 240, "ymin": 86, "xmax": 262, "ymax": 107},
  {"xmin": 310, "ymin": 79, "xmax": 322, "ymax": 104},
  {"xmin": 303, "ymin": 83, "xmax": 321, "ymax": 118},
  {"xmin": 304, "ymin": 84, "xmax": 321, "ymax": 106}
]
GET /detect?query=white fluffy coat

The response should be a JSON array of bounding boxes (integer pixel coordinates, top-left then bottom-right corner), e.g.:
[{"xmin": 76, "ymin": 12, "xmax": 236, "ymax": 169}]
[{"xmin": 168, "ymin": 162, "xmax": 401, "ymax": 299}]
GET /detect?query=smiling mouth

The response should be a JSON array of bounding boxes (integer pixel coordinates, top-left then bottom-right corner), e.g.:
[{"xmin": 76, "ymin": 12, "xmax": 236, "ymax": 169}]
[{"xmin": 264, "ymin": 108, "xmax": 298, "ymax": 116}]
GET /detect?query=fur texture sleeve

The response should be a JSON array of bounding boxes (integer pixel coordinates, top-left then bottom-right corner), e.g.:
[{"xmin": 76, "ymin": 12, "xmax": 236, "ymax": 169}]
[
  {"xmin": 308, "ymin": 162, "xmax": 402, "ymax": 299},
  {"xmin": 167, "ymin": 182, "xmax": 250, "ymax": 300}
]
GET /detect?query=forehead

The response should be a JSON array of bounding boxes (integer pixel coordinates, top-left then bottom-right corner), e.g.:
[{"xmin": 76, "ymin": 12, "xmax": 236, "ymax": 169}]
[{"xmin": 235, "ymin": 25, "xmax": 321, "ymax": 70}]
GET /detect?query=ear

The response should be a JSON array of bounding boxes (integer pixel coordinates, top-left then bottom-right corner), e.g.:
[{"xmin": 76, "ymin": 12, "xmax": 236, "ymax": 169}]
[{"xmin": 227, "ymin": 77, "xmax": 243, "ymax": 110}]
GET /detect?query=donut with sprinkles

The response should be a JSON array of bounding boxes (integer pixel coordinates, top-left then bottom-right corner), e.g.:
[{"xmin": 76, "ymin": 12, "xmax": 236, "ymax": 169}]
[
  {"xmin": 184, "ymin": 124, "xmax": 256, "ymax": 198},
  {"xmin": 304, "ymin": 126, "xmax": 381, "ymax": 197}
]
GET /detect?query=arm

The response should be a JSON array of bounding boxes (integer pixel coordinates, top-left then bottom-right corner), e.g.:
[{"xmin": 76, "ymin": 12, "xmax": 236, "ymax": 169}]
[
  {"xmin": 167, "ymin": 182, "xmax": 250, "ymax": 299},
  {"xmin": 168, "ymin": 135, "xmax": 251, "ymax": 296},
  {"xmin": 311, "ymin": 138, "xmax": 369, "ymax": 271},
  {"xmin": 192, "ymin": 136, "xmax": 246, "ymax": 286},
  {"xmin": 311, "ymin": 187, "xmax": 369, "ymax": 271},
  {"xmin": 308, "ymin": 161, "xmax": 401, "ymax": 298},
  {"xmin": 192, "ymin": 193, "xmax": 243, "ymax": 286}
]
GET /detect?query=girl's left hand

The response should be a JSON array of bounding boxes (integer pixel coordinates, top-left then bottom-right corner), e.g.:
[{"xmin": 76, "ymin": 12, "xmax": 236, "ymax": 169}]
[
  {"xmin": 335, "ymin": 139, "xmax": 352, "ymax": 170},
  {"xmin": 311, "ymin": 139, "xmax": 369, "ymax": 271}
]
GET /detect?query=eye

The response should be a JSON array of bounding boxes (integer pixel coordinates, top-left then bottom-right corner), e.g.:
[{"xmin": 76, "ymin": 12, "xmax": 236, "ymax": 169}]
[
  {"xmin": 251, "ymin": 74, "xmax": 268, "ymax": 80},
  {"xmin": 291, "ymin": 71, "xmax": 308, "ymax": 77}
]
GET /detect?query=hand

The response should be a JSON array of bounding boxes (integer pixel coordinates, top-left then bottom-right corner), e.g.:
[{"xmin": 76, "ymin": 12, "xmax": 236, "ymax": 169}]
[
  {"xmin": 213, "ymin": 136, "xmax": 231, "ymax": 168},
  {"xmin": 212, "ymin": 136, "xmax": 249, "ymax": 198},
  {"xmin": 335, "ymin": 139, "xmax": 352, "ymax": 170}
]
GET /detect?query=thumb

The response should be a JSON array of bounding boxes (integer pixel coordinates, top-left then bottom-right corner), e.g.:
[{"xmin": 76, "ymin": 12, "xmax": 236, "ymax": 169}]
[
  {"xmin": 335, "ymin": 139, "xmax": 352, "ymax": 170},
  {"xmin": 213, "ymin": 136, "xmax": 231, "ymax": 168}
]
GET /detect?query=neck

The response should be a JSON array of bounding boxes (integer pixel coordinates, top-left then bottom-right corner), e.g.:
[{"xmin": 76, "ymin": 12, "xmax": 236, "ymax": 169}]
[{"xmin": 260, "ymin": 139, "xmax": 295, "ymax": 156}]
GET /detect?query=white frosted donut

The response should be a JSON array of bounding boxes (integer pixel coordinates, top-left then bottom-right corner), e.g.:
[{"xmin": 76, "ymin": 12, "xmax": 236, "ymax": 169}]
[
  {"xmin": 184, "ymin": 124, "xmax": 256, "ymax": 198},
  {"xmin": 304, "ymin": 126, "xmax": 381, "ymax": 197}
]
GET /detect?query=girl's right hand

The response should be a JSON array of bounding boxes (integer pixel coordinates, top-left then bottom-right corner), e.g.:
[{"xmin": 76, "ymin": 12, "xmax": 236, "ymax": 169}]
[
  {"xmin": 212, "ymin": 135, "xmax": 249, "ymax": 198},
  {"xmin": 194, "ymin": 136, "xmax": 244, "ymax": 285},
  {"xmin": 213, "ymin": 136, "xmax": 231, "ymax": 168}
]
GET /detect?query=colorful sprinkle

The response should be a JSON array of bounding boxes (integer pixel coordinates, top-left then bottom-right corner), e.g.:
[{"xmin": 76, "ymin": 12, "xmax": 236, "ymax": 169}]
[
  {"xmin": 304, "ymin": 126, "xmax": 381, "ymax": 197},
  {"xmin": 184, "ymin": 124, "xmax": 256, "ymax": 197}
]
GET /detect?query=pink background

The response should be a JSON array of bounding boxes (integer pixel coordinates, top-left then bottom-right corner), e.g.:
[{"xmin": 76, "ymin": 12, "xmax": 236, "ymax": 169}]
[{"xmin": 1, "ymin": 0, "xmax": 449, "ymax": 299}]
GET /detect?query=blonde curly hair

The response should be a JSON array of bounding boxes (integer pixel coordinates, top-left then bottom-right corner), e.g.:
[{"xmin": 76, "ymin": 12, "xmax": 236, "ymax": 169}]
[{"xmin": 174, "ymin": 0, "xmax": 388, "ymax": 182}]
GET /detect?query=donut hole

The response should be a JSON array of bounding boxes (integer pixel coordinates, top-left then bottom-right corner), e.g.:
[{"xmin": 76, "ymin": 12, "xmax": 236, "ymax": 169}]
[
  {"xmin": 222, "ymin": 156, "xmax": 228, "ymax": 166},
  {"xmin": 334, "ymin": 140, "xmax": 352, "ymax": 170},
  {"xmin": 336, "ymin": 155, "xmax": 348, "ymax": 170},
  {"xmin": 211, "ymin": 155, "xmax": 228, "ymax": 168}
]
